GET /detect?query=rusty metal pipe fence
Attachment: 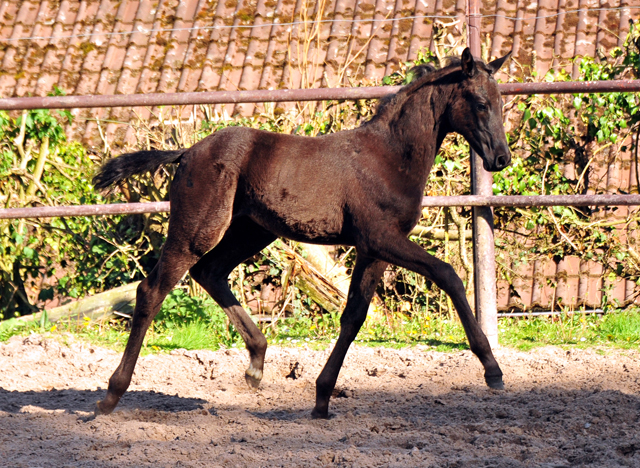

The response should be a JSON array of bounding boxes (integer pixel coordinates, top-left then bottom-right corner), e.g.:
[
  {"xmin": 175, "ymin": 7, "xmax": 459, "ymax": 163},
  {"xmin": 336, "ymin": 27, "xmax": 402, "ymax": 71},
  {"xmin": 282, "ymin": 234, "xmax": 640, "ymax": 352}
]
[
  {"xmin": 2, "ymin": 3, "xmax": 639, "ymax": 345},
  {"xmin": 0, "ymin": 80, "xmax": 638, "ymax": 111},
  {"xmin": 4, "ymin": 195, "xmax": 640, "ymax": 220},
  {"xmin": 467, "ymin": 0, "xmax": 497, "ymax": 346},
  {"xmin": 1, "ymin": 74, "xmax": 639, "ymax": 332}
]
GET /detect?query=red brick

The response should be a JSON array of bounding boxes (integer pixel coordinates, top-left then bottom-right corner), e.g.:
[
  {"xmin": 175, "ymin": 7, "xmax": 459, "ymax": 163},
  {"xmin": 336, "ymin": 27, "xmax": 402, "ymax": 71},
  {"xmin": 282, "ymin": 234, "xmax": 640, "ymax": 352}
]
[
  {"xmin": 509, "ymin": 261, "xmax": 534, "ymax": 310},
  {"xmin": 496, "ymin": 279, "xmax": 510, "ymax": 310}
]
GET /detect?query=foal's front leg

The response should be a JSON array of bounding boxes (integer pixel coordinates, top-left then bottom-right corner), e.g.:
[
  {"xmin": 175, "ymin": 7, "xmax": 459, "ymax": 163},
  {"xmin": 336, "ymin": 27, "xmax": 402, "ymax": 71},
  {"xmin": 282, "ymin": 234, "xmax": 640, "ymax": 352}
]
[
  {"xmin": 365, "ymin": 233, "xmax": 504, "ymax": 390},
  {"xmin": 312, "ymin": 255, "xmax": 388, "ymax": 419}
]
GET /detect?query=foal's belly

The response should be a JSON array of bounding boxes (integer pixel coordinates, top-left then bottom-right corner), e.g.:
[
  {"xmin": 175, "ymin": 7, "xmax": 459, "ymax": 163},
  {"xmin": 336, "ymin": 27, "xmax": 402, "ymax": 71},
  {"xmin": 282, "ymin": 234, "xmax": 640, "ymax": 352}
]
[
  {"xmin": 246, "ymin": 200, "xmax": 349, "ymax": 245},
  {"xmin": 236, "ymin": 146, "xmax": 352, "ymax": 244}
]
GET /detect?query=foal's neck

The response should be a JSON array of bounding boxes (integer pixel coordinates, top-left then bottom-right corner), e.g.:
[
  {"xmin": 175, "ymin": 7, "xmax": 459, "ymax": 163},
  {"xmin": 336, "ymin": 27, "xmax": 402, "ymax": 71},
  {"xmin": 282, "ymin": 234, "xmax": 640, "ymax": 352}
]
[{"xmin": 389, "ymin": 84, "xmax": 452, "ymax": 182}]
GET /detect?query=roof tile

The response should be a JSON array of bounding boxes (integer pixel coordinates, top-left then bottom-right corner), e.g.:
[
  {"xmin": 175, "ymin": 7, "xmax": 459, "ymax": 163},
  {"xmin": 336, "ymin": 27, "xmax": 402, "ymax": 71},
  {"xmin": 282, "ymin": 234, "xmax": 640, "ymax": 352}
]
[
  {"xmin": 407, "ymin": 0, "xmax": 436, "ymax": 60},
  {"xmin": 556, "ymin": 256, "xmax": 581, "ymax": 307}
]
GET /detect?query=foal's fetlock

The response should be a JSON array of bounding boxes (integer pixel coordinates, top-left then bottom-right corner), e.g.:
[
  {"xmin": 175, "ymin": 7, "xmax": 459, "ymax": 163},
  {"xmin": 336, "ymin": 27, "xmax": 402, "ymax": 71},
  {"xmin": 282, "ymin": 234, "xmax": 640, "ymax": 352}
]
[
  {"xmin": 95, "ymin": 379, "xmax": 126, "ymax": 415},
  {"xmin": 311, "ymin": 405, "xmax": 330, "ymax": 419},
  {"xmin": 244, "ymin": 365, "xmax": 263, "ymax": 389},
  {"xmin": 484, "ymin": 370, "xmax": 504, "ymax": 390},
  {"xmin": 95, "ymin": 399, "xmax": 117, "ymax": 416},
  {"xmin": 311, "ymin": 392, "xmax": 331, "ymax": 419}
]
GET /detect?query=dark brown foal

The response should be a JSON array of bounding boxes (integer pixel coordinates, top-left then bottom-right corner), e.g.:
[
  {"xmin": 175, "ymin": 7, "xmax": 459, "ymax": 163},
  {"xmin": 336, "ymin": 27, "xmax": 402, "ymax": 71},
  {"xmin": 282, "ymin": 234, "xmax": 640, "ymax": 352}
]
[{"xmin": 93, "ymin": 48, "xmax": 511, "ymax": 418}]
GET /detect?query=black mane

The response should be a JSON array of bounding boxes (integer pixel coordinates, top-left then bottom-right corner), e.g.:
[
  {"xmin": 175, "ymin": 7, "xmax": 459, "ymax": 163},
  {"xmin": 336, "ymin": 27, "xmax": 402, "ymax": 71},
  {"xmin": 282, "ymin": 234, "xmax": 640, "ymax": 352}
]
[
  {"xmin": 367, "ymin": 57, "xmax": 465, "ymax": 124},
  {"xmin": 366, "ymin": 54, "xmax": 495, "ymax": 125}
]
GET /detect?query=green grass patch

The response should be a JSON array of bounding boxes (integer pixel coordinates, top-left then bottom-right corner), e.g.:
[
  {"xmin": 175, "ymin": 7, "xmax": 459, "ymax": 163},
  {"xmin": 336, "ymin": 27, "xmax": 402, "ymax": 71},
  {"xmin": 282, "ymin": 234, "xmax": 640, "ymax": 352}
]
[
  {"xmin": 145, "ymin": 289, "xmax": 242, "ymax": 351},
  {"xmin": 262, "ymin": 307, "xmax": 469, "ymax": 351},
  {"xmin": 499, "ymin": 309, "xmax": 640, "ymax": 350},
  {"xmin": 0, "ymin": 289, "xmax": 242, "ymax": 353},
  {"xmin": 2, "ymin": 292, "xmax": 640, "ymax": 354}
]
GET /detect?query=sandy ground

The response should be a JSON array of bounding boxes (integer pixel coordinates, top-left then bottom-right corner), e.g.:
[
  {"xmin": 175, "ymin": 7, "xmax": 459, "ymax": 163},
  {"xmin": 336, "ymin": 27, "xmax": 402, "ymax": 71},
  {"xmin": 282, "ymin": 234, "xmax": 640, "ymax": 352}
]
[{"xmin": 1, "ymin": 335, "xmax": 640, "ymax": 467}]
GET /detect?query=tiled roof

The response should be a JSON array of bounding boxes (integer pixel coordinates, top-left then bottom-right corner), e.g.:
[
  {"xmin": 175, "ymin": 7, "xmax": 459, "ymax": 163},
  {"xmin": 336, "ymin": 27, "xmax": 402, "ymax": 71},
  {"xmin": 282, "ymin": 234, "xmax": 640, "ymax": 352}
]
[
  {"xmin": 0, "ymin": 1, "xmax": 633, "ymax": 116},
  {"xmin": 0, "ymin": 0, "xmax": 638, "ymax": 311}
]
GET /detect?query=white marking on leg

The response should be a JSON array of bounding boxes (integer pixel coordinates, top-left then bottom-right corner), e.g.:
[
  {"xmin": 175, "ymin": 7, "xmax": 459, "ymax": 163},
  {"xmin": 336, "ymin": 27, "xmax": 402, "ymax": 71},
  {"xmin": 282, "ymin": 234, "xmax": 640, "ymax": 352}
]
[{"xmin": 246, "ymin": 364, "xmax": 263, "ymax": 381}]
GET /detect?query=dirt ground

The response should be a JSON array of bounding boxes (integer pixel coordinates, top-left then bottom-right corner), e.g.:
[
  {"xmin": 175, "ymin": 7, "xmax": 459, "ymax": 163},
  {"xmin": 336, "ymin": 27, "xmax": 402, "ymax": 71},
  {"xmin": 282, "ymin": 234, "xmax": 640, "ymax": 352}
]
[{"xmin": 1, "ymin": 335, "xmax": 640, "ymax": 468}]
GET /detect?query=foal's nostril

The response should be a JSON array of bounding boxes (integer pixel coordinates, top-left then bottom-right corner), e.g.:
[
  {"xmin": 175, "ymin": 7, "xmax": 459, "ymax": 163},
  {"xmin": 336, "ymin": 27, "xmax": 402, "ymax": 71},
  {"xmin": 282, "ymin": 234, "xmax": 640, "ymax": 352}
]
[{"xmin": 496, "ymin": 154, "xmax": 510, "ymax": 169}]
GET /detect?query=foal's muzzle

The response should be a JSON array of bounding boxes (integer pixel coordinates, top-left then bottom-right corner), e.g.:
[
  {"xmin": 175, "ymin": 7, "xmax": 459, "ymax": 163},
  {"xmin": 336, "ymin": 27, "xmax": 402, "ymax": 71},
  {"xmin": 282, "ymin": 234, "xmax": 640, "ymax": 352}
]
[
  {"xmin": 493, "ymin": 152, "xmax": 511, "ymax": 171},
  {"xmin": 481, "ymin": 150, "xmax": 511, "ymax": 172}
]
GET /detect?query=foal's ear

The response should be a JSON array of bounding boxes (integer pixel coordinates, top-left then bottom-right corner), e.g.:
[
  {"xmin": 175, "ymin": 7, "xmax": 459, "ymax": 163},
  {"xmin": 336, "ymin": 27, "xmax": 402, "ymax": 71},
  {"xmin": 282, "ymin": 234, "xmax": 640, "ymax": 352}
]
[
  {"xmin": 461, "ymin": 47, "xmax": 476, "ymax": 77},
  {"xmin": 487, "ymin": 51, "xmax": 512, "ymax": 75}
]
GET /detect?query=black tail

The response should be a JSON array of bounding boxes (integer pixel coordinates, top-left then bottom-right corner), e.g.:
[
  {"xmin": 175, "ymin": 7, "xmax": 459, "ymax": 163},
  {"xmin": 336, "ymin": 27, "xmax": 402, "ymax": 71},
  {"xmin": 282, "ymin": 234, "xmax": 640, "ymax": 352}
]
[{"xmin": 92, "ymin": 149, "xmax": 187, "ymax": 189}]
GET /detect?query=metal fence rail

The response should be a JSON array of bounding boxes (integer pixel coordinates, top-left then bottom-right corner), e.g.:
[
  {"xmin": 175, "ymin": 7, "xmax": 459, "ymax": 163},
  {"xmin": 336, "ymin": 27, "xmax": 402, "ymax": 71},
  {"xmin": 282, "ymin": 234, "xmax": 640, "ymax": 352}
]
[
  {"xmin": 0, "ymin": 202, "xmax": 170, "ymax": 220},
  {"xmin": 3, "ymin": 195, "xmax": 640, "ymax": 220},
  {"xmin": 0, "ymin": 80, "xmax": 638, "ymax": 111}
]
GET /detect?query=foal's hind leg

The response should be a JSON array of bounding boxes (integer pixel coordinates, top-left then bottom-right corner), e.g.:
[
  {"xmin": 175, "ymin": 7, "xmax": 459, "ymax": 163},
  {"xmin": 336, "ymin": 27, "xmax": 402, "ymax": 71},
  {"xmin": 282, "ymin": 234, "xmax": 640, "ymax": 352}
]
[
  {"xmin": 95, "ymin": 237, "xmax": 203, "ymax": 416},
  {"xmin": 312, "ymin": 254, "xmax": 388, "ymax": 419},
  {"xmin": 363, "ymin": 232, "xmax": 504, "ymax": 390},
  {"xmin": 96, "ymin": 172, "xmax": 237, "ymax": 415},
  {"xmin": 190, "ymin": 218, "xmax": 277, "ymax": 389}
]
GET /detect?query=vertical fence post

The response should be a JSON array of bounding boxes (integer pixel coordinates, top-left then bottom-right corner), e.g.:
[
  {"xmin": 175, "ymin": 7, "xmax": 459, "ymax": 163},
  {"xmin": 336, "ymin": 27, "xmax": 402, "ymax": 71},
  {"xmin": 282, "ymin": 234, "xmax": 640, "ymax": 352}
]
[{"xmin": 467, "ymin": 0, "xmax": 499, "ymax": 347}]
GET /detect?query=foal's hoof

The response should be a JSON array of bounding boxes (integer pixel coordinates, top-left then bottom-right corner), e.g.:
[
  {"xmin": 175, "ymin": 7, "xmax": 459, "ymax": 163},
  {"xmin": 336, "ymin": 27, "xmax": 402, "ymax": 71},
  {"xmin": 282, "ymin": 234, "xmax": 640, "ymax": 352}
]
[
  {"xmin": 485, "ymin": 375, "xmax": 505, "ymax": 390},
  {"xmin": 244, "ymin": 367, "xmax": 263, "ymax": 389},
  {"xmin": 311, "ymin": 407, "xmax": 330, "ymax": 419},
  {"xmin": 94, "ymin": 400, "xmax": 114, "ymax": 416}
]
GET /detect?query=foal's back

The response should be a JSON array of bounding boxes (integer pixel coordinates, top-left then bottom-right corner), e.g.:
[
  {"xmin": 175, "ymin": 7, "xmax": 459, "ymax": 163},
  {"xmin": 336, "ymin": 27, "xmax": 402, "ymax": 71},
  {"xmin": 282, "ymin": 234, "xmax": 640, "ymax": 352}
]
[{"xmin": 176, "ymin": 124, "xmax": 402, "ymax": 245}]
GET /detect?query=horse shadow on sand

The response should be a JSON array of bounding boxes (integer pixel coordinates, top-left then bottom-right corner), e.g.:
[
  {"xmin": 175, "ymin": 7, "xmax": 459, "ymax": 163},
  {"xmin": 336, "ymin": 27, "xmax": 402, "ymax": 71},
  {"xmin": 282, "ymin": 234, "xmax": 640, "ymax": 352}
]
[{"xmin": 0, "ymin": 387, "xmax": 207, "ymax": 415}]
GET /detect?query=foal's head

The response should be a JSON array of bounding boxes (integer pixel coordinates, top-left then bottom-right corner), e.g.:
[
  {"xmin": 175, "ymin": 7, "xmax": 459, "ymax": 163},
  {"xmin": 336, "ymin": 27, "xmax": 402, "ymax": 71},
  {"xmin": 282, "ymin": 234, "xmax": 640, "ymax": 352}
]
[
  {"xmin": 444, "ymin": 48, "xmax": 512, "ymax": 171},
  {"xmin": 393, "ymin": 48, "xmax": 511, "ymax": 172}
]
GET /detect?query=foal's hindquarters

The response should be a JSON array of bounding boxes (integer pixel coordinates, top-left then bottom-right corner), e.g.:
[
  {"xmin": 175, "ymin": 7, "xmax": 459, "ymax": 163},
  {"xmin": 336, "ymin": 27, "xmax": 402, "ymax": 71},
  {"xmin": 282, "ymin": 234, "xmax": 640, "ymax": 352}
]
[{"xmin": 96, "ymin": 148, "xmax": 273, "ymax": 415}]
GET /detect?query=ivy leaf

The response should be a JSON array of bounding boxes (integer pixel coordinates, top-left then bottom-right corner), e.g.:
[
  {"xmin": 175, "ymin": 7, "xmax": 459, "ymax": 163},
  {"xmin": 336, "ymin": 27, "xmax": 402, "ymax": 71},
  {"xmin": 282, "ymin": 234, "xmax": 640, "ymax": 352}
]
[{"xmin": 572, "ymin": 96, "xmax": 582, "ymax": 110}]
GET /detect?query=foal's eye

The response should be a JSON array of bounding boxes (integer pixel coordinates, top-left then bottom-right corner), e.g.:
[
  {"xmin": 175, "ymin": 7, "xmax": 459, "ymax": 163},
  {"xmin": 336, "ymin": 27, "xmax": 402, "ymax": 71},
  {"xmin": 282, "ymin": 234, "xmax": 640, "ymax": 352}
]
[{"xmin": 476, "ymin": 103, "xmax": 488, "ymax": 112}]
